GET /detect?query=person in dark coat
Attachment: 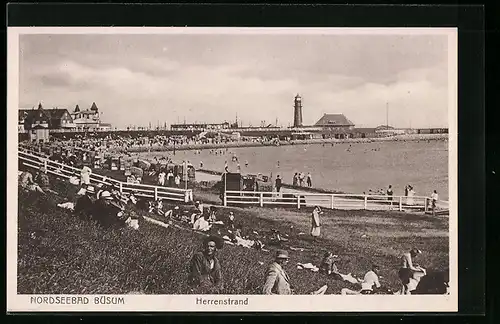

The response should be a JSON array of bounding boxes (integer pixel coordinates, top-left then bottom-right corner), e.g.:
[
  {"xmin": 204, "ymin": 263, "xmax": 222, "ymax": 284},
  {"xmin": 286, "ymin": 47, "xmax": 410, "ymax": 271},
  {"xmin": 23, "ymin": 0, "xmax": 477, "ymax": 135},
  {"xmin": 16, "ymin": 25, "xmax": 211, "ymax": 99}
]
[
  {"xmin": 92, "ymin": 190, "xmax": 124, "ymax": 228},
  {"xmin": 275, "ymin": 175, "xmax": 282, "ymax": 193},
  {"xmin": 188, "ymin": 235, "xmax": 224, "ymax": 293},
  {"xmin": 74, "ymin": 185, "xmax": 96, "ymax": 219}
]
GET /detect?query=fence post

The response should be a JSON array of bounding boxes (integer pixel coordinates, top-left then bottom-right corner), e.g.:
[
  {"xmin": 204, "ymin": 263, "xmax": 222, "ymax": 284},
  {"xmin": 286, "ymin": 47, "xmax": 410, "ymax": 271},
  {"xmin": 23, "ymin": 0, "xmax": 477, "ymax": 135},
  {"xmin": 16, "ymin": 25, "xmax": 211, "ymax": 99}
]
[
  {"xmin": 364, "ymin": 196, "xmax": 368, "ymax": 210},
  {"xmin": 424, "ymin": 198, "xmax": 428, "ymax": 213},
  {"xmin": 297, "ymin": 195, "xmax": 301, "ymax": 209},
  {"xmin": 223, "ymin": 191, "xmax": 227, "ymax": 207},
  {"xmin": 119, "ymin": 182, "xmax": 123, "ymax": 194},
  {"xmin": 399, "ymin": 196, "xmax": 402, "ymax": 211},
  {"xmin": 44, "ymin": 159, "xmax": 48, "ymax": 173},
  {"xmin": 260, "ymin": 193, "xmax": 264, "ymax": 207},
  {"xmin": 154, "ymin": 187, "xmax": 158, "ymax": 201},
  {"xmin": 330, "ymin": 194, "xmax": 334, "ymax": 209},
  {"xmin": 184, "ymin": 191, "xmax": 189, "ymax": 203}
]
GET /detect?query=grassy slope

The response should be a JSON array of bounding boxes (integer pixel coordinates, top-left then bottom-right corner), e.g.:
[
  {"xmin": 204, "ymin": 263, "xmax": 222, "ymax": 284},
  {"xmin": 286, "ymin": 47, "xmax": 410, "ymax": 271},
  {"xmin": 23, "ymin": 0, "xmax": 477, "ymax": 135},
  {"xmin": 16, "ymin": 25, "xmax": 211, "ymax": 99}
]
[{"xmin": 17, "ymin": 176, "xmax": 448, "ymax": 295}]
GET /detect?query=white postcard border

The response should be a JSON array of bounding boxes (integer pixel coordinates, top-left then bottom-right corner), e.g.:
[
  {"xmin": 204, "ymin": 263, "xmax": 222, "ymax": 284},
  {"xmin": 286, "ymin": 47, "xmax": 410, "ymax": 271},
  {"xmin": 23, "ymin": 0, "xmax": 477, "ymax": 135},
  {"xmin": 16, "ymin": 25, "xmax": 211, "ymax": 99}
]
[{"xmin": 7, "ymin": 27, "xmax": 458, "ymax": 313}]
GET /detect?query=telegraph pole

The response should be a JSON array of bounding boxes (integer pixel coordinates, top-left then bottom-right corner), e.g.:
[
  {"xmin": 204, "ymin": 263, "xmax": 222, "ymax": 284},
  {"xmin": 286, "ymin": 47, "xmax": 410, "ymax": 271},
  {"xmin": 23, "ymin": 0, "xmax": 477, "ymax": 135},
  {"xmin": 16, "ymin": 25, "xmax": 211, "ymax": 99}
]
[{"xmin": 386, "ymin": 102, "xmax": 389, "ymax": 128}]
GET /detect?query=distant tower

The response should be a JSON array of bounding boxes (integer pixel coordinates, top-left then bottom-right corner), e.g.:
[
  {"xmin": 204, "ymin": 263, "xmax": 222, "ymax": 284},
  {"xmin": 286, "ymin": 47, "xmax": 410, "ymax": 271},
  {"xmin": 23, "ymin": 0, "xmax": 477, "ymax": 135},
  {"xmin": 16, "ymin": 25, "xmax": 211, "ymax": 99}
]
[{"xmin": 293, "ymin": 94, "xmax": 303, "ymax": 127}]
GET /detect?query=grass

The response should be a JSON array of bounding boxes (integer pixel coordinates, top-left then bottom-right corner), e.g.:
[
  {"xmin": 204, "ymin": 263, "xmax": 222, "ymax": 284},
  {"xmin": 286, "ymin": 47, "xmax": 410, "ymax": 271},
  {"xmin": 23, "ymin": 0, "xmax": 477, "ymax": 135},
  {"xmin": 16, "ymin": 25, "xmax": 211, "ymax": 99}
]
[{"xmin": 17, "ymin": 175, "xmax": 449, "ymax": 295}]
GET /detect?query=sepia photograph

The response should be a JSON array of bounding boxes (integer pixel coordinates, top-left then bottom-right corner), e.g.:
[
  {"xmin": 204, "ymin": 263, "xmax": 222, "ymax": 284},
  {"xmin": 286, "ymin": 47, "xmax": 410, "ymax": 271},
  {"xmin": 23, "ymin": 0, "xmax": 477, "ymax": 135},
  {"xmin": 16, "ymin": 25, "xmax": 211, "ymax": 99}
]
[{"xmin": 7, "ymin": 27, "xmax": 457, "ymax": 312}]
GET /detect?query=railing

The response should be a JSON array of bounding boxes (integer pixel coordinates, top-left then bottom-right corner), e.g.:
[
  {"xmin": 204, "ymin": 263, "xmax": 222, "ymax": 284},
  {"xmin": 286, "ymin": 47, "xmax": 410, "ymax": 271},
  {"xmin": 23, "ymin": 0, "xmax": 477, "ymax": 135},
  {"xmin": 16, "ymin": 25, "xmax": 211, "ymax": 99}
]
[
  {"xmin": 224, "ymin": 190, "xmax": 449, "ymax": 214},
  {"xmin": 18, "ymin": 150, "xmax": 193, "ymax": 203}
]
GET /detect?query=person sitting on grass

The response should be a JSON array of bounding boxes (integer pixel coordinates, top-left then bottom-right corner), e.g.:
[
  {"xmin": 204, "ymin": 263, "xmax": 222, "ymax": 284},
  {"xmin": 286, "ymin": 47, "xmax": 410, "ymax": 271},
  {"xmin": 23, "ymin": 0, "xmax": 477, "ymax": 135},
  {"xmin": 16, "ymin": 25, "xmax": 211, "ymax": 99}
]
[
  {"xmin": 19, "ymin": 169, "xmax": 45, "ymax": 193},
  {"xmin": 188, "ymin": 235, "xmax": 224, "ymax": 293},
  {"xmin": 263, "ymin": 249, "xmax": 293, "ymax": 295},
  {"xmin": 207, "ymin": 206, "xmax": 218, "ymax": 223},
  {"xmin": 319, "ymin": 252, "xmax": 340, "ymax": 275},
  {"xmin": 341, "ymin": 264, "xmax": 382, "ymax": 295},
  {"xmin": 74, "ymin": 185, "xmax": 96, "ymax": 219},
  {"xmin": 92, "ymin": 190, "xmax": 125, "ymax": 228},
  {"xmin": 193, "ymin": 213, "xmax": 211, "ymax": 232},
  {"xmin": 194, "ymin": 200, "xmax": 204, "ymax": 214},
  {"xmin": 190, "ymin": 208, "xmax": 203, "ymax": 225},
  {"xmin": 34, "ymin": 166, "xmax": 53, "ymax": 193},
  {"xmin": 164, "ymin": 206, "xmax": 181, "ymax": 221},
  {"xmin": 155, "ymin": 198, "xmax": 165, "ymax": 216},
  {"xmin": 398, "ymin": 248, "xmax": 425, "ymax": 295},
  {"xmin": 227, "ymin": 211, "xmax": 235, "ymax": 229}
]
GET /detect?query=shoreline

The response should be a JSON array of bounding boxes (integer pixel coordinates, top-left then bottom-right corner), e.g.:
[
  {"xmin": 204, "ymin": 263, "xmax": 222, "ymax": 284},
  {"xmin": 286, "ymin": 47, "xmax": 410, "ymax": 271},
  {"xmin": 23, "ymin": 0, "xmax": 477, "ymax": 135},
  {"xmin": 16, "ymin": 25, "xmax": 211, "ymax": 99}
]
[
  {"xmin": 196, "ymin": 169, "xmax": 347, "ymax": 194},
  {"xmin": 113, "ymin": 133, "xmax": 448, "ymax": 153}
]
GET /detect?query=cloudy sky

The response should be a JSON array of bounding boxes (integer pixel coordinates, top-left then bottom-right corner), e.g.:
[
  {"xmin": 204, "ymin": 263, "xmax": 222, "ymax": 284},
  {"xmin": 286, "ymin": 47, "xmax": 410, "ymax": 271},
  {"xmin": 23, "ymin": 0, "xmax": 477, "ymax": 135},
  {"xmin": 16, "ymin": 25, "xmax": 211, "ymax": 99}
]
[{"xmin": 19, "ymin": 32, "xmax": 450, "ymax": 129}]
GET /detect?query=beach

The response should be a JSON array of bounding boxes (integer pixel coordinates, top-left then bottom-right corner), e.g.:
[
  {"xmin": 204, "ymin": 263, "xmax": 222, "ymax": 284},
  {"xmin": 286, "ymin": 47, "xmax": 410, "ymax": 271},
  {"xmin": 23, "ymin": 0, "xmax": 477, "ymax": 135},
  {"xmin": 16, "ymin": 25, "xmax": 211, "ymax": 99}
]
[
  {"xmin": 117, "ymin": 133, "xmax": 448, "ymax": 153},
  {"xmin": 139, "ymin": 137, "xmax": 449, "ymax": 201}
]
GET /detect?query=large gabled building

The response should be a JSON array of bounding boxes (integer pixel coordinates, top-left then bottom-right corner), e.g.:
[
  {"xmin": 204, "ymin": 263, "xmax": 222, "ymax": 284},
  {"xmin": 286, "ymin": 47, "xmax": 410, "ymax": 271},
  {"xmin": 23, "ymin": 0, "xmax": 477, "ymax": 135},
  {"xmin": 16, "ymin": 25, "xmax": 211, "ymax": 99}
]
[
  {"xmin": 20, "ymin": 103, "xmax": 75, "ymax": 130},
  {"xmin": 70, "ymin": 102, "xmax": 102, "ymax": 130},
  {"xmin": 314, "ymin": 113, "xmax": 355, "ymax": 130}
]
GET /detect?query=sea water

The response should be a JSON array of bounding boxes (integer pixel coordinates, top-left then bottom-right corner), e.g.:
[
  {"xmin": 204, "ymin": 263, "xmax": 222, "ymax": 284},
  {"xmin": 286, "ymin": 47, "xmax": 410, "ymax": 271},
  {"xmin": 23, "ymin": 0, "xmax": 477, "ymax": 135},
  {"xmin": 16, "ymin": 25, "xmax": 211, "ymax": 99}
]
[{"xmin": 141, "ymin": 140, "xmax": 449, "ymax": 200}]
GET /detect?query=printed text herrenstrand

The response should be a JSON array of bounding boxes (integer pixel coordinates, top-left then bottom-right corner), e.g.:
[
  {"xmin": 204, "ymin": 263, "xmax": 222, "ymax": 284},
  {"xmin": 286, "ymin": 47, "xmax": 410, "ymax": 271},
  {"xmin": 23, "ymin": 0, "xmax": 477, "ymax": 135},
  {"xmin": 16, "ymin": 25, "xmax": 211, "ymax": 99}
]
[{"xmin": 196, "ymin": 297, "xmax": 249, "ymax": 306}]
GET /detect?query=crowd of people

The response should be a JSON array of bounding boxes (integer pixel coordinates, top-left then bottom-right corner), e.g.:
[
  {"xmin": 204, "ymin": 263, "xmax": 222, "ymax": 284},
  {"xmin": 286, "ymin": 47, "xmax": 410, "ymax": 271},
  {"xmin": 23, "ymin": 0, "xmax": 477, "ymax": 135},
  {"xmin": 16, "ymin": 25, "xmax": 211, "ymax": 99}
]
[
  {"xmin": 361, "ymin": 184, "xmax": 440, "ymax": 215},
  {"xmin": 35, "ymin": 131, "xmax": 274, "ymax": 155},
  {"xmin": 19, "ymin": 140, "xmax": 446, "ymax": 295},
  {"xmin": 292, "ymin": 172, "xmax": 313, "ymax": 188}
]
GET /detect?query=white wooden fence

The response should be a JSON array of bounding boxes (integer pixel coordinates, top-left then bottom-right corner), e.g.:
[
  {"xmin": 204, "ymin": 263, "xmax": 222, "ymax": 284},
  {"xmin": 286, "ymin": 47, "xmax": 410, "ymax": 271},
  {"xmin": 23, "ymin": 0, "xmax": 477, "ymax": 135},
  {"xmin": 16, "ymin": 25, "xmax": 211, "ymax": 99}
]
[
  {"xmin": 224, "ymin": 190, "xmax": 449, "ymax": 213},
  {"xmin": 18, "ymin": 150, "xmax": 193, "ymax": 203}
]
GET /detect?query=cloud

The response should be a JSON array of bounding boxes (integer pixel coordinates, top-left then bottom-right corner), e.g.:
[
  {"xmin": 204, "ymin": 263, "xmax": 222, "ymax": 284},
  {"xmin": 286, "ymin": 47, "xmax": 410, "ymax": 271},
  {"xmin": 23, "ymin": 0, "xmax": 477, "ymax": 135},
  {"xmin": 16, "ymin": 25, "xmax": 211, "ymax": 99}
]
[{"xmin": 18, "ymin": 33, "xmax": 450, "ymax": 129}]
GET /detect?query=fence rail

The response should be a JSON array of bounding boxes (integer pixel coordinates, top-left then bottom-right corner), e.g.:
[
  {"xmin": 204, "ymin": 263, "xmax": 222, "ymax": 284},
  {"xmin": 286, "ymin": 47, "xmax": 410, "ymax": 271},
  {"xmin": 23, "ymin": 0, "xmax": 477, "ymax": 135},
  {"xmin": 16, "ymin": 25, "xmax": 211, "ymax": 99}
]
[
  {"xmin": 18, "ymin": 150, "xmax": 193, "ymax": 203},
  {"xmin": 224, "ymin": 190, "xmax": 449, "ymax": 214}
]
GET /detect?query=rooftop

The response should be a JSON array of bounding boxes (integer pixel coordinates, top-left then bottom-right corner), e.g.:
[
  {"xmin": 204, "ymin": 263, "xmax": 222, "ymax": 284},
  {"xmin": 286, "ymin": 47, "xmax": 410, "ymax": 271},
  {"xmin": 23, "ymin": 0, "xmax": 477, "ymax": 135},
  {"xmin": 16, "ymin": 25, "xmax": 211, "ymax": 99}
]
[{"xmin": 314, "ymin": 114, "xmax": 355, "ymax": 127}]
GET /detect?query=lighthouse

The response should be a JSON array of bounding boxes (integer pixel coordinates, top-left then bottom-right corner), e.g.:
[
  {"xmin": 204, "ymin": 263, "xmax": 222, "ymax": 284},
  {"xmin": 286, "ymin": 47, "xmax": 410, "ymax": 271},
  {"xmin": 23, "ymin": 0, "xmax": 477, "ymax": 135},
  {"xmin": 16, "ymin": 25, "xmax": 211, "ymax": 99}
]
[{"xmin": 293, "ymin": 94, "xmax": 303, "ymax": 128}]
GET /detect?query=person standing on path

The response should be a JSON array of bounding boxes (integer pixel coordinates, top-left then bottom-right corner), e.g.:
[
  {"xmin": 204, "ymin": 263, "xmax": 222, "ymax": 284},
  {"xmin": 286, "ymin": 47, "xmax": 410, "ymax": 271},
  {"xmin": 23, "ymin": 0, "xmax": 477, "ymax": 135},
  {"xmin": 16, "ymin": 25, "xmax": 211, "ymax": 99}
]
[
  {"xmin": 292, "ymin": 173, "xmax": 298, "ymax": 186},
  {"xmin": 306, "ymin": 172, "xmax": 312, "ymax": 187},
  {"xmin": 299, "ymin": 172, "xmax": 305, "ymax": 187},
  {"xmin": 387, "ymin": 185, "xmax": 394, "ymax": 210},
  {"xmin": 80, "ymin": 165, "xmax": 92, "ymax": 186},
  {"xmin": 158, "ymin": 170, "xmax": 166, "ymax": 186},
  {"xmin": 407, "ymin": 185, "xmax": 415, "ymax": 206},
  {"xmin": 431, "ymin": 190, "xmax": 439, "ymax": 215},
  {"xmin": 275, "ymin": 175, "xmax": 282, "ymax": 193},
  {"xmin": 167, "ymin": 170, "xmax": 174, "ymax": 187},
  {"xmin": 311, "ymin": 206, "xmax": 322, "ymax": 241}
]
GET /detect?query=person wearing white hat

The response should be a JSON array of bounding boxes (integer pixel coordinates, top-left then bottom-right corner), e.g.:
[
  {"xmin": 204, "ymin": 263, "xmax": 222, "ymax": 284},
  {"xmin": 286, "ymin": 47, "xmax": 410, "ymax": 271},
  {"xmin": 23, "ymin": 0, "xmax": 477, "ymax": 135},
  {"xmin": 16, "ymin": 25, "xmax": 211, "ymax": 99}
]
[
  {"xmin": 263, "ymin": 249, "xmax": 292, "ymax": 295},
  {"xmin": 194, "ymin": 200, "xmax": 204, "ymax": 214},
  {"xmin": 92, "ymin": 190, "xmax": 121, "ymax": 228}
]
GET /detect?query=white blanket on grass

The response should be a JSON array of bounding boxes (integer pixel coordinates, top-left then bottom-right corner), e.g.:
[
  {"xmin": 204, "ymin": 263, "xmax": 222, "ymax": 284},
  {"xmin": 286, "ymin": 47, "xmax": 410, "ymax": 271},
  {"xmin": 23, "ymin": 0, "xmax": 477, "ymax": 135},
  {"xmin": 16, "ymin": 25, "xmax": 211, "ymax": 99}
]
[{"xmin": 57, "ymin": 202, "xmax": 74, "ymax": 211}]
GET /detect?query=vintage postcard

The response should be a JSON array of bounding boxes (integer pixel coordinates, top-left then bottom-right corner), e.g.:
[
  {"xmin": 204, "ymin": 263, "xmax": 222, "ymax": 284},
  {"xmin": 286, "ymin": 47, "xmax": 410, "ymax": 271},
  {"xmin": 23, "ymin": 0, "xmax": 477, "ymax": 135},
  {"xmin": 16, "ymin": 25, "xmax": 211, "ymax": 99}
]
[{"xmin": 7, "ymin": 27, "xmax": 457, "ymax": 312}]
